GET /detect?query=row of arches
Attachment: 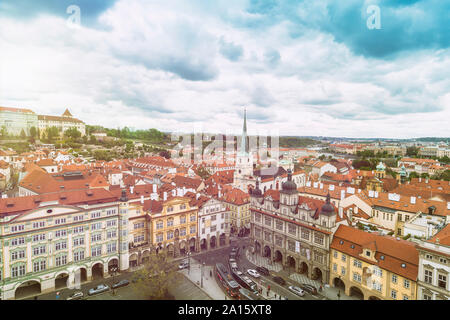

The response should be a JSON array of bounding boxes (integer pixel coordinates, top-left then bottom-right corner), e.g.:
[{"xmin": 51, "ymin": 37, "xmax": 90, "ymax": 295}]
[
  {"xmin": 254, "ymin": 241, "xmax": 324, "ymax": 282},
  {"xmin": 332, "ymin": 277, "xmax": 381, "ymax": 300},
  {"xmin": 13, "ymin": 258, "xmax": 119, "ymax": 300}
]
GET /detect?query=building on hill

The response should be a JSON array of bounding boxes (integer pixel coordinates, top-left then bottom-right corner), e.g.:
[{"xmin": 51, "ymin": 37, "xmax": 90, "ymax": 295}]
[
  {"xmin": 0, "ymin": 106, "xmax": 38, "ymax": 136},
  {"xmin": 38, "ymin": 108, "xmax": 86, "ymax": 137},
  {"xmin": 330, "ymin": 224, "xmax": 419, "ymax": 300}
]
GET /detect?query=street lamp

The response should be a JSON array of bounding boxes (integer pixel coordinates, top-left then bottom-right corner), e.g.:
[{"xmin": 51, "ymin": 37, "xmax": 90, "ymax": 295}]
[
  {"xmin": 187, "ymin": 251, "xmax": 191, "ymax": 275},
  {"xmin": 201, "ymin": 262, "xmax": 205, "ymax": 288},
  {"xmin": 111, "ymin": 267, "xmax": 118, "ymax": 295}
]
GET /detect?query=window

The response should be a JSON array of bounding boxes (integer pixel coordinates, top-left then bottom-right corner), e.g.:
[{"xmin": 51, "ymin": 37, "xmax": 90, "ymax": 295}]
[
  {"xmin": 33, "ymin": 245, "xmax": 46, "ymax": 256},
  {"xmin": 423, "ymin": 293, "xmax": 432, "ymax": 300},
  {"xmin": 55, "ymin": 229, "xmax": 67, "ymax": 237},
  {"xmin": 91, "ymin": 246, "xmax": 102, "ymax": 257},
  {"xmin": 32, "ymin": 234, "xmax": 46, "ymax": 242},
  {"xmin": 353, "ymin": 259, "xmax": 362, "ymax": 268},
  {"xmin": 91, "ymin": 222, "xmax": 102, "ymax": 230},
  {"xmin": 333, "ymin": 263, "xmax": 337, "ymax": 272},
  {"xmin": 440, "ymin": 258, "xmax": 447, "ymax": 264},
  {"xmin": 11, "ymin": 265, "xmax": 26, "ymax": 277},
  {"xmin": 56, "ymin": 255, "xmax": 67, "ymax": 267},
  {"xmin": 254, "ymin": 213, "xmax": 261, "ymax": 223},
  {"xmin": 211, "ymin": 226, "xmax": 217, "ymax": 232},
  {"xmin": 341, "ymin": 254, "xmax": 346, "ymax": 262},
  {"xmin": 73, "ymin": 226, "xmax": 84, "ymax": 234},
  {"xmin": 275, "ymin": 220, "xmax": 283, "ymax": 231},
  {"xmin": 73, "ymin": 215, "xmax": 84, "ymax": 222},
  {"xmin": 55, "ymin": 241, "xmax": 67, "ymax": 251},
  {"xmin": 365, "ymin": 250, "xmax": 371, "ymax": 257},
  {"xmin": 167, "ymin": 219, "xmax": 174, "ymax": 227},
  {"xmin": 107, "ymin": 242, "xmax": 117, "ymax": 253},
  {"xmin": 403, "ymin": 295, "xmax": 409, "ymax": 300},
  {"xmin": 190, "ymin": 215, "xmax": 196, "ymax": 222},
  {"xmin": 91, "ymin": 234, "xmax": 102, "ymax": 242},
  {"xmin": 74, "ymin": 250, "xmax": 85, "ymax": 261},
  {"xmin": 167, "ymin": 231, "xmax": 174, "ymax": 240},
  {"xmin": 180, "ymin": 204, "xmax": 186, "ymax": 210},
  {"xmin": 288, "ymin": 223, "xmax": 297, "ymax": 235},
  {"xmin": 353, "ymin": 273, "xmax": 361, "ymax": 283},
  {"xmin": 105, "ymin": 228, "xmax": 116, "ymax": 238},
  {"xmin": 424, "ymin": 270, "xmax": 433, "ymax": 284},
  {"xmin": 55, "ymin": 218, "xmax": 66, "ymax": 225},
  {"xmin": 11, "ymin": 224, "xmax": 25, "ymax": 232},
  {"xmin": 11, "ymin": 250, "xmax": 25, "ymax": 261},
  {"xmin": 341, "ymin": 266, "xmax": 346, "ymax": 276},
  {"xmin": 156, "ymin": 233, "xmax": 163, "ymax": 242},
  {"xmin": 190, "ymin": 226, "xmax": 196, "ymax": 234},
  {"xmin": 180, "ymin": 216, "xmax": 186, "ymax": 224},
  {"xmin": 134, "ymin": 234, "xmax": 145, "ymax": 243},
  {"xmin": 180, "ymin": 228, "xmax": 186, "ymax": 236},
  {"xmin": 73, "ymin": 237, "xmax": 85, "ymax": 247},
  {"xmin": 438, "ymin": 274, "xmax": 447, "ymax": 289},
  {"xmin": 91, "ymin": 211, "xmax": 101, "ymax": 219},
  {"xmin": 11, "ymin": 237, "xmax": 25, "ymax": 246},
  {"xmin": 314, "ymin": 233, "xmax": 324, "ymax": 245},
  {"xmin": 156, "ymin": 221, "xmax": 163, "ymax": 229},
  {"xmin": 288, "ymin": 240, "xmax": 295, "ymax": 252},
  {"xmin": 107, "ymin": 220, "xmax": 117, "ymax": 227},
  {"xmin": 264, "ymin": 216, "xmax": 271, "ymax": 226},
  {"xmin": 107, "ymin": 209, "xmax": 116, "ymax": 216},
  {"xmin": 372, "ymin": 281, "xmax": 382, "ymax": 292},
  {"xmin": 32, "ymin": 221, "xmax": 45, "ymax": 229},
  {"xmin": 211, "ymin": 215, "xmax": 216, "ymax": 221},
  {"xmin": 33, "ymin": 260, "xmax": 46, "ymax": 272},
  {"xmin": 314, "ymin": 252, "xmax": 323, "ymax": 264},
  {"xmin": 391, "ymin": 290, "xmax": 397, "ymax": 299},
  {"xmin": 301, "ymin": 228, "xmax": 310, "ymax": 240},
  {"xmin": 167, "ymin": 206, "xmax": 173, "ymax": 213},
  {"xmin": 392, "ymin": 274, "xmax": 398, "ymax": 284},
  {"xmin": 134, "ymin": 222, "xmax": 144, "ymax": 229},
  {"xmin": 403, "ymin": 279, "xmax": 410, "ymax": 289}
]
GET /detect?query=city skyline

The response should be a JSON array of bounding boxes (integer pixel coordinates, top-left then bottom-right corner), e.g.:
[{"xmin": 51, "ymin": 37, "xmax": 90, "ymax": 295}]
[{"xmin": 0, "ymin": 0, "xmax": 449, "ymax": 138}]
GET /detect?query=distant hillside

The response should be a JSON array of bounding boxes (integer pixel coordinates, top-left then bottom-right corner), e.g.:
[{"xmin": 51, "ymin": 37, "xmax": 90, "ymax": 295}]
[{"xmin": 279, "ymin": 137, "xmax": 321, "ymax": 148}]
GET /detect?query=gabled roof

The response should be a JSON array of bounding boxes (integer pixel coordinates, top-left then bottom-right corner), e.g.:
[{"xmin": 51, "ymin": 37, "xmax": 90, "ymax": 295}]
[{"xmin": 331, "ymin": 225, "xmax": 419, "ymax": 281}]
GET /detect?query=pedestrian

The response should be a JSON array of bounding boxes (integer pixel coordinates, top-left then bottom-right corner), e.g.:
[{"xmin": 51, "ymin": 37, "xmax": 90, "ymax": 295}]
[
  {"xmin": 34, "ymin": 296, "xmax": 38, "ymax": 300},
  {"xmin": 210, "ymin": 270, "xmax": 212, "ymax": 277},
  {"xmin": 267, "ymin": 285, "xmax": 270, "ymax": 293},
  {"xmin": 274, "ymin": 293, "xmax": 277, "ymax": 299},
  {"xmin": 56, "ymin": 291, "xmax": 60, "ymax": 300},
  {"xmin": 279, "ymin": 295, "xmax": 281, "ymax": 300},
  {"xmin": 319, "ymin": 285, "xmax": 323, "ymax": 292}
]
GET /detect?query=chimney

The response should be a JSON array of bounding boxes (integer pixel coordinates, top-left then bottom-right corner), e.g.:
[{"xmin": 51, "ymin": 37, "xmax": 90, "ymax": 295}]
[
  {"xmin": 411, "ymin": 196, "xmax": 416, "ymax": 204},
  {"xmin": 447, "ymin": 202, "xmax": 450, "ymax": 210},
  {"xmin": 153, "ymin": 184, "xmax": 157, "ymax": 193},
  {"xmin": 419, "ymin": 177, "xmax": 422, "ymax": 182},
  {"xmin": 338, "ymin": 206, "xmax": 343, "ymax": 219},
  {"xmin": 163, "ymin": 192, "xmax": 167, "ymax": 201},
  {"xmin": 130, "ymin": 186, "xmax": 134, "ymax": 194},
  {"xmin": 425, "ymin": 178, "xmax": 429, "ymax": 184},
  {"xmin": 340, "ymin": 190, "xmax": 346, "ymax": 200},
  {"xmin": 140, "ymin": 195, "xmax": 144, "ymax": 204},
  {"xmin": 354, "ymin": 207, "xmax": 358, "ymax": 214},
  {"xmin": 196, "ymin": 193, "xmax": 200, "ymax": 200},
  {"xmin": 374, "ymin": 191, "xmax": 379, "ymax": 198},
  {"xmin": 218, "ymin": 190, "xmax": 222, "ymax": 198}
]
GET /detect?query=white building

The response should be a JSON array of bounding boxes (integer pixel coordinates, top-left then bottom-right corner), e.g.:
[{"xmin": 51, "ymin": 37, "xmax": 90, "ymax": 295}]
[{"xmin": 197, "ymin": 197, "xmax": 230, "ymax": 250}]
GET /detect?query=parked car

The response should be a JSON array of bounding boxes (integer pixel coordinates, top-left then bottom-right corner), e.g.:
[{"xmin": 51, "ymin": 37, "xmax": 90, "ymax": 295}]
[
  {"xmin": 178, "ymin": 261, "xmax": 189, "ymax": 269},
  {"xmin": 112, "ymin": 279, "xmax": 130, "ymax": 289},
  {"xmin": 300, "ymin": 283, "xmax": 318, "ymax": 295},
  {"xmin": 272, "ymin": 276, "xmax": 286, "ymax": 286},
  {"xmin": 66, "ymin": 291, "xmax": 84, "ymax": 300},
  {"xmin": 256, "ymin": 266, "xmax": 270, "ymax": 276},
  {"xmin": 88, "ymin": 284, "xmax": 110, "ymax": 295},
  {"xmin": 247, "ymin": 269, "xmax": 261, "ymax": 278},
  {"xmin": 288, "ymin": 285, "xmax": 306, "ymax": 297}
]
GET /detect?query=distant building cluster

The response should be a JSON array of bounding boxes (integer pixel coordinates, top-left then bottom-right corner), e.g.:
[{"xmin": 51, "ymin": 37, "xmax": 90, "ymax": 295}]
[{"xmin": 0, "ymin": 106, "xmax": 86, "ymax": 137}]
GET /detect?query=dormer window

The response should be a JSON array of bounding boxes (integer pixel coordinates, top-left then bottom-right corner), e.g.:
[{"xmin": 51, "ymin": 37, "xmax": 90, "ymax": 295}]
[{"xmin": 366, "ymin": 251, "xmax": 371, "ymax": 257}]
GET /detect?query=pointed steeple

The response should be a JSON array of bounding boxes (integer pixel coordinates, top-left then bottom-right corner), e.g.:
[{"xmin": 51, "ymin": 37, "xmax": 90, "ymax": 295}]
[{"xmin": 240, "ymin": 108, "xmax": 248, "ymax": 155}]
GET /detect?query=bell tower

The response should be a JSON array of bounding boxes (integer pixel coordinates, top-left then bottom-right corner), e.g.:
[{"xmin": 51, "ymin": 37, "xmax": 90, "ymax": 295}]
[{"xmin": 233, "ymin": 108, "xmax": 253, "ymax": 191}]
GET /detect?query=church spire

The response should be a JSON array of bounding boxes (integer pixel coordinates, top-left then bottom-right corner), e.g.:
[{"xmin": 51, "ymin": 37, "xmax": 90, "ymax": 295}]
[{"xmin": 240, "ymin": 108, "xmax": 248, "ymax": 155}]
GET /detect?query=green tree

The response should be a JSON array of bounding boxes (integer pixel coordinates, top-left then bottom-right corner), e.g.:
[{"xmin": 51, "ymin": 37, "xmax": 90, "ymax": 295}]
[
  {"xmin": 46, "ymin": 126, "xmax": 60, "ymax": 142},
  {"xmin": 20, "ymin": 129, "xmax": 26, "ymax": 139},
  {"xmin": 64, "ymin": 127, "xmax": 81, "ymax": 140},
  {"xmin": 409, "ymin": 171, "xmax": 419, "ymax": 180},
  {"xmin": 406, "ymin": 146, "xmax": 419, "ymax": 157},
  {"xmin": 131, "ymin": 251, "xmax": 181, "ymax": 299},
  {"xmin": 29, "ymin": 126, "xmax": 37, "ymax": 138},
  {"xmin": 0, "ymin": 125, "xmax": 7, "ymax": 138}
]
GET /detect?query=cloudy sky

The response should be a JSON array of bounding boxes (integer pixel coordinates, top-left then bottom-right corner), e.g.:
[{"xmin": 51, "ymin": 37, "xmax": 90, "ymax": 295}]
[{"xmin": 0, "ymin": 0, "xmax": 449, "ymax": 138}]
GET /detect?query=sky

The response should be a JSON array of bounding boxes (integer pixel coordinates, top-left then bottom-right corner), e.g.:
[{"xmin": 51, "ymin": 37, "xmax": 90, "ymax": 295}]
[{"xmin": 0, "ymin": 0, "xmax": 449, "ymax": 138}]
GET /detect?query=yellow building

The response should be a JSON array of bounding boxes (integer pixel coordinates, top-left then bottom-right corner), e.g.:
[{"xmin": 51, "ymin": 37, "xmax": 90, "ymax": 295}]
[
  {"xmin": 150, "ymin": 197, "xmax": 198, "ymax": 257},
  {"xmin": 330, "ymin": 225, "xmax": 419, "ymax": 300}
]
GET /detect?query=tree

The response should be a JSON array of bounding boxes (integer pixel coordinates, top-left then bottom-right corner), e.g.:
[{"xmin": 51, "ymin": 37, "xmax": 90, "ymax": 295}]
[
  {"xmin": 406, "ymin": 146, "xmax": 419, "ymax": 157},
  {"xmin": 20, "ymin": 129, "xmax": 26, "ymax": 139},
  {"xmin": 46, "ymin": 126, "xmax": 60, "ymax": 142},
  {"xmin": 420, "ymin": 172, "xmax": 429, "ymax": 178},
  {"xmin": 408, "ymin": 171, "xmax": 419, "ymax": 180},
  {"xmin": 159, "ymin": 150, "xmax": 170, "ymax": 159},
  {"xmin": 0, "ymin": 125, "xmax": 7, "ymax": 138},
  {"xmin": 29, "ymin": 126, "xmax": 37, "ymax": 138},
  {"xmin": 131, "ymin": 251, "xmax": 181, "ymax": 299},
  {"xmin": 64, "ymin": 127, "xmax": 81, "ymax": 140}
]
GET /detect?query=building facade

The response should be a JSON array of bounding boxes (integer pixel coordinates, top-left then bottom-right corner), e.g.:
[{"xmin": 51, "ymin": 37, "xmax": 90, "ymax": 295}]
[
  {"xmin": 0, "ymin": 106, "xmax": 38, "ymax": 136},
  {"xmin": 38, "ymin": 109, "xmax": 86, "ymax": 137}
]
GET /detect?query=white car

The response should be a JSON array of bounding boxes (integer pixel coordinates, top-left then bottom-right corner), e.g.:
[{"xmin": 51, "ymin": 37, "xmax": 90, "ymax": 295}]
[
  {"xmin": 288, "ymin": 285, "xmax": 306, "ymax": 297},
  {"xmin": 66, "ymin": 291, "xmax": 84, "ymax": 300},
  {"xmin": 247, "ymin": 269, "xmax": 261, "ymax": 278}
]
